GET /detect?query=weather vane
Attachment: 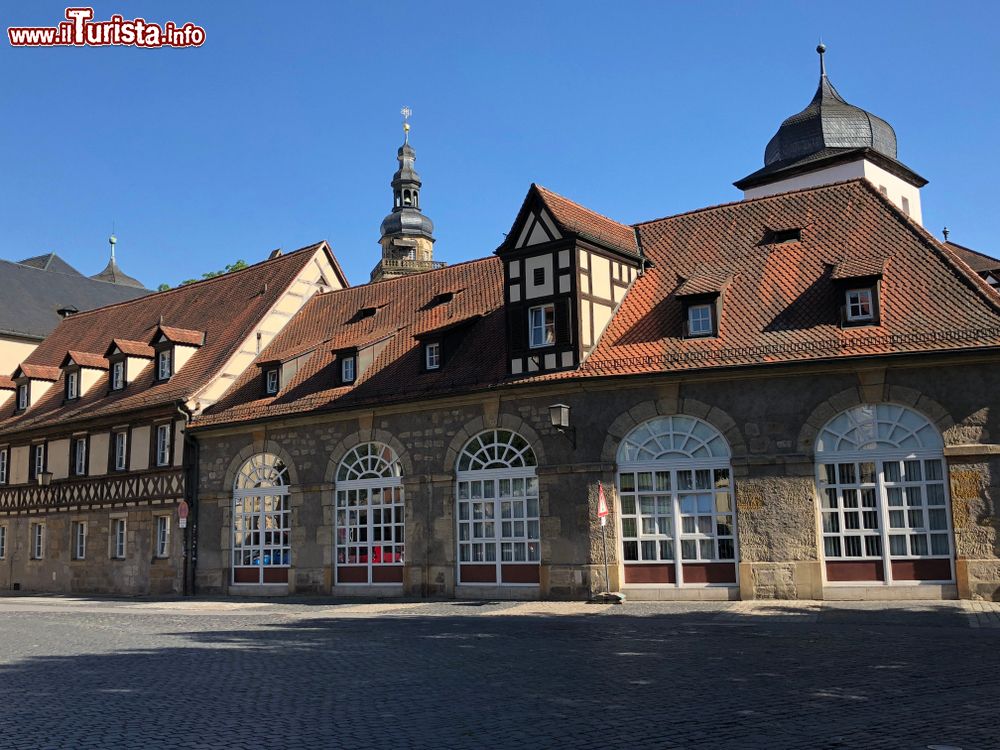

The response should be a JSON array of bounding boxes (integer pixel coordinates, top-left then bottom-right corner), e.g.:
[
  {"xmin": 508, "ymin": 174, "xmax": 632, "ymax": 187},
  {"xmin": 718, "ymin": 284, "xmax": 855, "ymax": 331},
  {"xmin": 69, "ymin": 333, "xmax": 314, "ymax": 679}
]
[{"xmin": 401, "ymin": 106, "xmax": 412, "ymax": 142}]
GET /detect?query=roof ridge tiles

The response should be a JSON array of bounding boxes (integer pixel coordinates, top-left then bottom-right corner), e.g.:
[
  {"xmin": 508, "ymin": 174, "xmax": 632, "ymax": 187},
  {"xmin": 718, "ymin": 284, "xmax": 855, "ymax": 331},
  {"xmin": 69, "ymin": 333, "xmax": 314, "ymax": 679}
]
[
  {"xmin": 634, "ymin": 178, "xmax": 868, "ymax": 227},
  {"xmin": 56, "ymin": 240, "xmax": 328, "ymax": 322}
]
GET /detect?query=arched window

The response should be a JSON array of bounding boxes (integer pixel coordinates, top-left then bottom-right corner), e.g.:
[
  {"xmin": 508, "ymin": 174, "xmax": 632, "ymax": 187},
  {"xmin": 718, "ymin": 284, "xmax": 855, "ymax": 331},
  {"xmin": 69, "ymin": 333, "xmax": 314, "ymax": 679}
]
[
  {"xmin": 335, "ymin": 443, "xmax": 404, "ymax": 586},
  {"xmin": 616, "ymin": 416, "xmax": 737, "ymax": 588},
  {"xmin": 456, "ymin": 430, "xmax": 539, "ymax": 586},
  {"xmin": 815, "ymin": 404, "xmax": 953, "ymax": 585},
  {"xmin": 232, "ymin": 453, "xmax": 290, "ymax": 585}
]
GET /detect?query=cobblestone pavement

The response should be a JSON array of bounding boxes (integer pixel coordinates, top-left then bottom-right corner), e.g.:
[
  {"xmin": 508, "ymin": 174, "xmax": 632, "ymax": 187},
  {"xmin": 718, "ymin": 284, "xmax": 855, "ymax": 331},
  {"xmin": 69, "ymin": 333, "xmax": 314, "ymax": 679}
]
[{"xmin": 1, "ymin": 596, "xmax": 998, "ymax": 750}]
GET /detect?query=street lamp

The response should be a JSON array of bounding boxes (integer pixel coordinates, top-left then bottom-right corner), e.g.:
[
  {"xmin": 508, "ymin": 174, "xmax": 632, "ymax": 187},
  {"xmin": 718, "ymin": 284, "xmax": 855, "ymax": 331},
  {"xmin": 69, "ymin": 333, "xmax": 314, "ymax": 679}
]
[
  {"xmin": 36, "ymin": 471, "xmax": 53, "ymax": 487},
  {"xmin": 548, "ymin": 403, "xmax": 576, "ymax": 448}
]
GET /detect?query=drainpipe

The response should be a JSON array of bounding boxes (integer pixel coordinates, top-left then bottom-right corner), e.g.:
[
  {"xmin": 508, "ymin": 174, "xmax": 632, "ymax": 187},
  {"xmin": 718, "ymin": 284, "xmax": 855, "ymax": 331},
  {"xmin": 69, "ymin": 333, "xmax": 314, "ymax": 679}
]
[{"xmin": 175, "ymin": 401, "xmax": 199, "ymax": 596}]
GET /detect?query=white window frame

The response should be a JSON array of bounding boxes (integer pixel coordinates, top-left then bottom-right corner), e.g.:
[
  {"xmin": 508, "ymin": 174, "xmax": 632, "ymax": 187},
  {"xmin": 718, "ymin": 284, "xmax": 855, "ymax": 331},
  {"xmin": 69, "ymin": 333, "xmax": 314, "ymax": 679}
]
[
  {"xmin": 74, "ymin": 437, "xmax": 87, "ymax": 476},
  {"xmin": 17, "ymin": 384, "xmax": 28, "ymax": 410},
  {"xmin": 425, "ymin": 342, "xmax": 441, "ymax": 370},
  {"xmin": 455, "ymin": 430, "xmax": 540, "ymax": 586},
  {"xmin": 33, "ymin": 444, "xmax": 45, "ymax": 478},
  {"xmin": 335, "ymin": 443, "xmax": 405, "ymax": 585},
  {"xmin": 232, "ymin": 454, "xmax": 291, "ymax": 585},
  {"xmin": 155, "ymin": 515, "xmax": 170, "ymax": 558},
  {"xmin": 67, "ymin": 371, "xmax": 79, "ymax": 400},
  {"xmin": 528, "ymin": 304, "xmax": 555, "ymax": 349},
  {"xmin": 617, "ymin": 415, "xmax": 737, "ymax": 588},
  {"xmin": 687, "ymin": 304, "xmax": 714, "ymax": 336},
  {"xmin": 111, "ymin": 517, "xmax": 127, "ymax": 559},
  {"xmin": 157, "ymin": 349, "xmax": 172, "ymax": 380},
  {"xmin": 0, "ymin": 526, "xmax": 6, "ymax": 559},
  {"xmin": 30, "ymin": 523, "xmax": 44, "ymax": 559},
  {"xmin": 341, "ymin": 356, "xmax": 356, "ymax": 383},
  {"xmin": 155, "ymin": 424, "xmax": 171, "ymax": 467},
  {"xmin": 72, "ymin": 521, "xmax": 87, "ymax": 560},
  {"xmin": 111, "ymin": 360, "xmax": 125, "ymax": 390},
  {"xmin": 265, "ymin": 369, "xmax": 280, "ymax": 394},
  {"xmin": 114, "ymin": 430, "xmax": 128, "ymax": 471},
  {"xmin": 846, "ymin": 288, "xmax": 874, "ymax": 322},
  {"xmin": 0, "ymin": 448, "xmax": 7, "ymax": 485}
]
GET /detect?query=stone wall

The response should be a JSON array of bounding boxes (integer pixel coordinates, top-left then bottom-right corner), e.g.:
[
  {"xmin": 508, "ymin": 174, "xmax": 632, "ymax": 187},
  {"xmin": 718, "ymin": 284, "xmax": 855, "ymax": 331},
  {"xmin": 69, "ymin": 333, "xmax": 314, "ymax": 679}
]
[
  {"xmin": 0, "ymin": 503, "xmax": 185, "ymax": 595},
  {"xmin": 192, "ymin": 356, "xmax": 1000, "ymax": 601}
]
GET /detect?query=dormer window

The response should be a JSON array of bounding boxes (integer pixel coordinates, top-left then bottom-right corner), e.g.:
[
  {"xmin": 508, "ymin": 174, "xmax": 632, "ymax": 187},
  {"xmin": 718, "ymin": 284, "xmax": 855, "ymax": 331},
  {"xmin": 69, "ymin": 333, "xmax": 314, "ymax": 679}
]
[
  {"xmin": 265, "ymin": 369, "xmax": 280, "ymax": 395},
  {"xmin": 686, "ymin": 304, "xmax": 714, "ymax": 337},
  {"xmin": 846, "ymin": 288, "xmax": 874, "ymax": 322},
  {"xmin": 341, "ymin": 355, "xmax": 356, "ymax": 384},
  {"xmin": 529, "ymin": 304, "xmax": 556, "ymax": 349},
  {"xmin": 17, "ymin": 384, "xmax": 28, "ymax": 411},
  {"xmin": 157, "ymin": 349, "xmax": 172, "ymax": 381},
  {"xmin": 66, "ymin": 371, "xmax": 79, "ymax": 400},
  {"xmin": 425, "ymin": 342, "xmax": 441, "ymax": 370},
  {"xmin": 111, "ymin": 360, "xmax": 125, "ymax": 391}
]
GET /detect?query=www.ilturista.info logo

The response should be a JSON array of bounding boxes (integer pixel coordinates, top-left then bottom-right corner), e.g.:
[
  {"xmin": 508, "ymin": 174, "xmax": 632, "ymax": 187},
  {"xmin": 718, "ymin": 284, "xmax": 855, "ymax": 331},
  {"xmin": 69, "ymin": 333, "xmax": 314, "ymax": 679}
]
[{"xmin": 8, "ymin": 7, "xmax": 205, "ymax": 48}]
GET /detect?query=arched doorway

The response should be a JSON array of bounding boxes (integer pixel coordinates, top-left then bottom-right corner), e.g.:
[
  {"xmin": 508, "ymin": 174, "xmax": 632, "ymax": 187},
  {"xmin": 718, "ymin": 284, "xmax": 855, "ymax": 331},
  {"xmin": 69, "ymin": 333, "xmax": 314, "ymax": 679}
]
[
  {"xmin": 617, "ymin": 416, "xmax": 737, "ymax": 587},
  {"xmin": 815, "ymin": 403, "xmax": 954, "ymax": 584},
  {"xmin": 232, "ymin": 453, "xmax": 290, "ymax": 585},
  {"xmin": 455, "ymin": 429, "xmax": 539, "ymax": 586},
  {"xmin": 334, "ymin": 442, "xmax": 405, "ymax": 585}
]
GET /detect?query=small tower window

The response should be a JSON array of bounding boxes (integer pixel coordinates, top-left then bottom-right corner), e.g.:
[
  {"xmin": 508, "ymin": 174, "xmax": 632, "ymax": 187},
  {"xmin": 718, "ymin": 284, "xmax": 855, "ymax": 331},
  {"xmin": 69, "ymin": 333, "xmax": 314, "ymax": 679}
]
[
  {"xmin": 403, "ymin": 190, "xmax": 412, "ymax": 206},
  {"xmin": 901, "ymin": 196, "xmax": 911, "ymax": 216},
  {"xmin": 529, "ymin": 304, "xmax": 556, "ymax": 348}
]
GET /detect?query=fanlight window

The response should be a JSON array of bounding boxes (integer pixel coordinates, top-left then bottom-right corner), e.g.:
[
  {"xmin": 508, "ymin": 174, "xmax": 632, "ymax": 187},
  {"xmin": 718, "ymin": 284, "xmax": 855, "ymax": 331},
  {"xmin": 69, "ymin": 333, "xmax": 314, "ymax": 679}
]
[
  {"xmin": 234, "ymin": 453, "xmax": 289, "ymax": 490},
  {"xmin": 337, "ymin": 442, "xmax": 402, "ymax": 481},
  {"xmin": 816, "ymin": 404, "xmax": 942, "ymax": 455},
  {"xmin": 457, "ymin": 429, "xmax": 537, "ymax": 472},
  {"xmin": 618, "ymin": 416, "xmax": 730, "ymax": 464}
]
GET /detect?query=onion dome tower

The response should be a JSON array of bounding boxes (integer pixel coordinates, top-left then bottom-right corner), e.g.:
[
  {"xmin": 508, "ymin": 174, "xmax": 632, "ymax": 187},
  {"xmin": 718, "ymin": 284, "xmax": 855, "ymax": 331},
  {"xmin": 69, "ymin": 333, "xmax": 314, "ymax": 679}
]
[
  {"xmin": 371, "ymin": 108, "xmax": 442, "ymax": 282},
  {"xmin": 735, "ymin": 45, "xmax": 927, "ymax": 224}
]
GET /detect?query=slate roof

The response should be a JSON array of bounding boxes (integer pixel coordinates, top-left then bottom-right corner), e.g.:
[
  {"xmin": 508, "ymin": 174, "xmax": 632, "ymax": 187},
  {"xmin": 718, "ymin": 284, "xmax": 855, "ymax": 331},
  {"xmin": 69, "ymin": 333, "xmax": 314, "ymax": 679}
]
[
  {"xmin": 194, "ymin": 179, "xmax": 1000, "ymax": 429},
  {"xmin": 0, "ymin": 243, "xmax": 331, "ymax": 438},
  {"xmin": 0, "ymin": 253, "xmax": 151, "ymax": 341}
]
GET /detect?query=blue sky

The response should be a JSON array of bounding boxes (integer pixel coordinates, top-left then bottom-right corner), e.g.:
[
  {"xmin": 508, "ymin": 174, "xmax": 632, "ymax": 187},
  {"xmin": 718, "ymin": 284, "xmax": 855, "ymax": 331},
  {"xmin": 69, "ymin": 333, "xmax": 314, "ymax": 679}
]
[{"xmin": 1, "ymin": 1, "xmax": 997, "ymax": 288}]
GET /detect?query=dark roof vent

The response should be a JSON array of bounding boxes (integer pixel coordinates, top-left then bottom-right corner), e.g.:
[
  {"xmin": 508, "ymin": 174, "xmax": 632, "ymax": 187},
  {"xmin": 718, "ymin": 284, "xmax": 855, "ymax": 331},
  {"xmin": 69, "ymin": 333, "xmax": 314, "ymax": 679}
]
[
  {"xmin": 351, "ymin": 306, "xmax": 379, "ymax": 323},
  {"xmin": 763, "ymin": 228, "xmax": 802, "ymax": 245},
  {"xmin": 57, "ymin": 305, "xmax": 79, "ymax": 318}
]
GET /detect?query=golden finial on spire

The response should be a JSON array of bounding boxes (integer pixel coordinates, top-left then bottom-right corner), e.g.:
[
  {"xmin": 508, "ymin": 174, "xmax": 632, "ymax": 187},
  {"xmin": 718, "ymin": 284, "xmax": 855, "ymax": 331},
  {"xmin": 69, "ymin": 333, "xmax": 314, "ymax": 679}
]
[{"xmin": 401, "ymin": 106, "xmax": 412, "ymax": 143}]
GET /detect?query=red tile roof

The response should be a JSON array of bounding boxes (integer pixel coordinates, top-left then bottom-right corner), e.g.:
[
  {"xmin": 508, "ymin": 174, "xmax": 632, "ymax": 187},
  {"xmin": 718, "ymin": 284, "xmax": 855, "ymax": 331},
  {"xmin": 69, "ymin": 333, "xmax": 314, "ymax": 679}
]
[
  {"xmin": 831, "ymin": 255, "xmax": 885, "ymax": 280},
  {"xmin": 63, "ymin": 351, "xmax": 109, "ymax": 370},
  {"xmin": 15, "ymin": 364, "xmax": 61, "ymax": 381},
  {"xmin": 534, "ymin": 185, "xmax": 639, "ymax": 256},
  {"xmin": 579, "ymin": 179, "xmax": 1000, "ymax": 376},
  {"xmin": 106, "ymin": 339, "xmax": 155, "ymax": 358},
  {"xmin": 0, "ymin": 242, "xmax": 332, "ymax": 437},
  {"xmin": 946, "ymin": 241, "xmax": 1000, "ymax": 274},
  {"xmin": 675, "ymin": 271, "xmax": 732, "ymax": 297},
  {"xmin": 156, "ymin": 326, "xmax": 205, "ymax": 346},
  {"xmin": 195, "ymin": 180, "xmax": 1000, "ymax": 430},
  {"xmin": 197, "ymin": 257, "xmax": 505, "ymax": 426},
  {"xmin": 0, "ymin": 376, "xmax": 15, "ymax": 391}
]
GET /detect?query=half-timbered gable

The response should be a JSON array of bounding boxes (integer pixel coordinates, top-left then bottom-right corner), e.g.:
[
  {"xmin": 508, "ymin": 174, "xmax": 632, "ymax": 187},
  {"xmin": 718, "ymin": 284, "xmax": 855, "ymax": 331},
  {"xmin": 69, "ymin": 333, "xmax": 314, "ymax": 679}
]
[{"xmin": 498, "ymin": 184, "xmax": 643, "ymax": 376}]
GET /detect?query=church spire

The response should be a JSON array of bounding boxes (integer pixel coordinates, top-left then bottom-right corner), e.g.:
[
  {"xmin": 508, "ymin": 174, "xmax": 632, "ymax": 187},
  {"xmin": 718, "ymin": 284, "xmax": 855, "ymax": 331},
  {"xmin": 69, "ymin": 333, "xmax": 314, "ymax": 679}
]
[{"xmin": 371, "ymin": 108, "xmax": 442, "ymax": 283}]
